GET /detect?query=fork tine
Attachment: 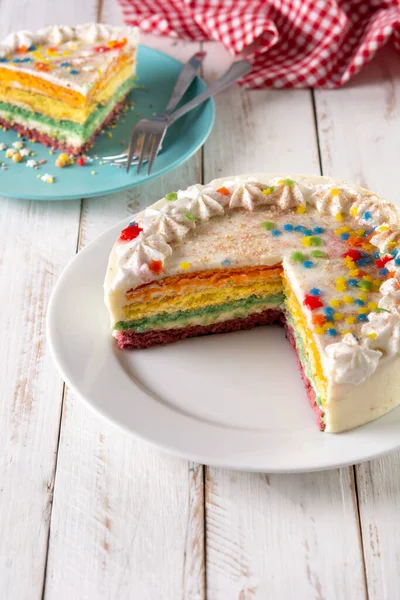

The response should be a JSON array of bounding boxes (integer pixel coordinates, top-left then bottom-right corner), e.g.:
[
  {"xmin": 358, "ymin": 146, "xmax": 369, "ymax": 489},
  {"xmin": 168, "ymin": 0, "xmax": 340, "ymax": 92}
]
[
  {"xmin": 103, "ymin": 151, "xmax": 128, "ymax": 161},
  {"xmin": 137, "ymin": 132, "xmax": 153, "ymax": 175},
  {"xmin": 126, "ymin": 126, "xmax": 142, "ymax": 174},
  {"xmin": 147, "ymin": 132, "xmax": 163, "ymax": 175}
]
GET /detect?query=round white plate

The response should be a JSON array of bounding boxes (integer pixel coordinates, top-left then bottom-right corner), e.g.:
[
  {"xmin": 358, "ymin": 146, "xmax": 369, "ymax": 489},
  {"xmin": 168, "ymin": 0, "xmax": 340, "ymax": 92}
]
[{"xmin": 47, "ymin": 216, "xmax": 400, "ymax": 472}]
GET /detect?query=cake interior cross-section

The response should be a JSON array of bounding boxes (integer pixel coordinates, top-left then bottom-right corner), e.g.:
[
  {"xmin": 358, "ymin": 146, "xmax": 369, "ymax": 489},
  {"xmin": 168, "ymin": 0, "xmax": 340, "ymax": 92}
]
[
  {"xmin": 0, "ymin": 23, "xmax": 139, "ymax": 154},
  {"xmin": 104, "ymin": 174, "xmax": 400, "ymax": 433}
]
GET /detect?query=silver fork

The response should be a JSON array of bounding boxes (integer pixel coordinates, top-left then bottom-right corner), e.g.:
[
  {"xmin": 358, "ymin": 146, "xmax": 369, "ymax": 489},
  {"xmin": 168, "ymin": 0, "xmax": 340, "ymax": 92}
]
[
  {"xmin": 103, "ymin": 51, "xmax": 205, "ymax": 173},
  {"xmin": 104, "ymin": 59, "xmax": 252, "ymax": 175}
]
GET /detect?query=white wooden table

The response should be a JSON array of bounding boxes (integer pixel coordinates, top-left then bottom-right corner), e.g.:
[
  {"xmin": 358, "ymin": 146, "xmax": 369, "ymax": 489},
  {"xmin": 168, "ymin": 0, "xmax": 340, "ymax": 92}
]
[{"xmin": 2, "ymin": 0, "xmax": 400, "ymax": 598}]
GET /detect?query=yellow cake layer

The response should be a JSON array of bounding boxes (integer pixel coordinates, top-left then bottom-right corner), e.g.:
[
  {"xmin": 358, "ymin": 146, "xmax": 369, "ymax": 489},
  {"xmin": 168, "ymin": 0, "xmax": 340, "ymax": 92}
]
[
  {"xmin": 284, "ymin": 279, "xmax": 327, "ymax": 400},
  {"xmin": 0, "ymin": 51, "xmax": 134, "ymax": 108},
  {"xmin": 126, "ymin": 265, "xmax": 283, "ymax": 303},
  {"xmin": 0, "ymin": 62, "xmax": 134, "ymax": 124},
  {"xmin": 122, "ymin": 278, "xmax": 283, "ymax": 320}
]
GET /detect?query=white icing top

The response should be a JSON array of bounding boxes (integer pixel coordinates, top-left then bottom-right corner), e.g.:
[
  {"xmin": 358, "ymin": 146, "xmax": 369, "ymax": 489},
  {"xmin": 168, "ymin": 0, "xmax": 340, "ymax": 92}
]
[
  {"xmin": 142, "ymin": 206, "xmax": 193, "ymax": 242},
  {"xmin": 223, "ymin": 178, "xmax": 268, "ymax": 211},
  {"xmin": 269, "ymin": 177, "xmax": 313, "ymax": 210},
  {"xmin": 310, "ymin": 183, "xmax": 358, "ymax": 216},
  {"xmin": 176, "ymin": 184, "xmax": 227, "ymax": 220},
  {"xmin": 361, "ymin": 309, "xmax": 400, "ymax": 359},
  {"xmin": 105, "ymin": 174, "xmax": 400, "ymax": 387}
]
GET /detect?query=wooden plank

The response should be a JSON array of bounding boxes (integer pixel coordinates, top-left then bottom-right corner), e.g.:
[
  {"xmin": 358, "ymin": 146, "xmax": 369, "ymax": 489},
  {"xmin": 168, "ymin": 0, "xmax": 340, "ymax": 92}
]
[
  {"xmin": 315, "ymin": 47, "xmax": 400, "ymax": 600},
  {"xmin": 202, "ymin": 45, "xmax": 367, "ymax": 599},
  {"xmin": 44, "ymin": 4, "xmax": 206, "ymax": 596},
  {"xmin": 0, "ymin": 4, "xmax": 98, "ymax": 599}
]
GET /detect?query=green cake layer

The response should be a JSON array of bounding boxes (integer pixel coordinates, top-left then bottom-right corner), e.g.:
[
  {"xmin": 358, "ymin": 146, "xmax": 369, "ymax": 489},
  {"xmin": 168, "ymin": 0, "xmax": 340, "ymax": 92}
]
[
  {"xmin": 115, "ymin": 293, "xmax": 285, "ymax": 332},
  {"xmin": 0, "ymin": 76, "xmax": 135, "ymax": 145}
]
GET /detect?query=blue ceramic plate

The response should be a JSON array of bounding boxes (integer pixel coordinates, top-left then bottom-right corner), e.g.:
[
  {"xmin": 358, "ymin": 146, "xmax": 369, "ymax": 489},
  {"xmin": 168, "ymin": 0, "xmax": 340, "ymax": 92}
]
[{"xmin": 0, "ymin": 45, "xmax": 214, "ymax": 201}]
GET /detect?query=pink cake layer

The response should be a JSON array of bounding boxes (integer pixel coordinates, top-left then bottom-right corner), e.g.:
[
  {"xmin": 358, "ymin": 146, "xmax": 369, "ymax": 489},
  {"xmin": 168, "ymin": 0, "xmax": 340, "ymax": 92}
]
[
  {"xmin": 114, "ymin": 309, "xmax": 284, "ymax": 349},
  {"xmin": 115, "ymin": 309, "xmax": 325, "ymax": 431},
  {"xmin": 0, "ymin": 95, "xmax": 128, "ymax": 155},
  {"xmin": 284, "ymin": 321, "xmax": 325, "ymax": 431}
]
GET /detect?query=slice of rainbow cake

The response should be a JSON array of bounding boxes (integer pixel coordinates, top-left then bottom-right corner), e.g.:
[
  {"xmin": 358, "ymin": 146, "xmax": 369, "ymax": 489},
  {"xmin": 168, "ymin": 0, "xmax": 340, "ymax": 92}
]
[{"xmin": 0, "ymin": 24, "xmax": 139, "ymax": 154}]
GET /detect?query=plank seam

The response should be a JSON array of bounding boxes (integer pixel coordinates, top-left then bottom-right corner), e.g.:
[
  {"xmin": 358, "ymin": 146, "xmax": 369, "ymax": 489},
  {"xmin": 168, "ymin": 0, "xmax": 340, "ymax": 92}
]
[
  {"xmin": 97, "ymin": 0, "xmax": 105, "ymax": 22},
  {"xmin": 40, "ymin": 383, "xmax": 66, "ymax": 600},
  {"xmin": 311, "ymin": 89, "xmax": 323, "ymax": 176},
  {"xmin": 352, "ymin": 466, "xmax": 370, "ymax": 600}
]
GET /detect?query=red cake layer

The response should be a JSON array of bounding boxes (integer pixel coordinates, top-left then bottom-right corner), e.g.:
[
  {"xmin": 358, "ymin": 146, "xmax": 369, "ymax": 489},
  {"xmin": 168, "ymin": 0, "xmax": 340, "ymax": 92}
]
[
  {"xmin": 0, "ymin": 95, "xmax": 128, "ymax": 155},
  {"xmin": 115, "ymin": 308, "xmax": 325, "ymax": 431},
  {"xmin": 115, "ymin": 309, "xmax": 284, "ymax": 349}
]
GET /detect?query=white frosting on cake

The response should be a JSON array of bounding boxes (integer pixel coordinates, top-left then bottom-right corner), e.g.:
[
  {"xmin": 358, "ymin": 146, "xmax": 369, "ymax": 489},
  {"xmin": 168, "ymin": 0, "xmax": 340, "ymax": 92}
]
[
  {"xmin": 223, "ymin": 177, "xmax": 267, "ymax": 211},
  {"xmin": 325, "ymin": 333, "xmax": 382, "ymax": 385},
  {"xmin": 176, "ymin": 184, "xmax": 226, "ymax": 220},
  {"xmin": 310, "ymin": 183, "xmax": 358, "ymax": 215},
  {"xmin": 361, "ymin": 309, "xmax": 400, "ymax": 358}
]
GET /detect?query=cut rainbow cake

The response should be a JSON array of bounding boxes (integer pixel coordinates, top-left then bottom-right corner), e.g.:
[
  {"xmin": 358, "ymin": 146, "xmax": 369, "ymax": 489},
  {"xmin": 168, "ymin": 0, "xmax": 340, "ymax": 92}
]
[
  {"xmin": 0, "ymin": 23, "xmax": 139, "ymax": 154},
  {"xmin": 104, "ymin": 174, "xmax": 400, "ymax": 433}
]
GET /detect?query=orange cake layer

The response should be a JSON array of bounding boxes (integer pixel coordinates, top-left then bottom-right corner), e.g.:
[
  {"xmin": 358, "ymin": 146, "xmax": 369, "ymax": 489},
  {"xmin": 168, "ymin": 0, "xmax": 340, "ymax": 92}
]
[{"xmin": 126, "ymin": 265, "xmax": 283, "ymax": 303}]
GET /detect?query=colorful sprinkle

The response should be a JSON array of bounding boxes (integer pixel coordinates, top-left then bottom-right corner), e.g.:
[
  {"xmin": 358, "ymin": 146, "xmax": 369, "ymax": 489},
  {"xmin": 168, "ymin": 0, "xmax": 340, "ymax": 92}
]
[
  {"xmin": 312, "ymin": 314, "xmax": 326, "ymax": 326},
  {"xmin": 343, "ymin": 295, "xmax": 354, "ymax": 304},
  {"xmin": 262, "ymin": 221, "xmax": 275, "ymax": 231},
  {"xmin": 119, "ymin": 223, "xmax": 143, "ymax": 241},
  {"xmin": 329, "ymin": 299, "xmax": 342, "ymax": 308},
  {"xmin": 77, "ymin": 157, "xmax": 85, "ymax": 166},
  {"xmin": 346, "ymin": 316, "xmax": 356, "ymax": 325},
  {"xmin": 184, "ymin": 213, "xmax": 197, "ymax": 221},
  {"xmin": 357, "ymin": 314, "xmax": 368, "ymax": 322},
  {"xmin": 303, "ymin": 294, "xmax": 323, "ymax": 311},
  {"xmin": 363, "ymin": 211, "xmax": 372, "ymax": 220},
  {"xmin": 303, "ymin": 260, "xmax": 314, "ymax": 268},
  {"xmin": 149, "ymin": 260, "xmax": 163, "ymax": 274},
  {"xmin": 271, "ymin": 229, "xmax": 281, "ymax": 237},
  {"xmin": 358, "ymin": 280, "xmax": 372, "ymax": 291},
  {"xmin": 283, "ymin": 224, "xmax": 294, "ymax": 231},
  {"xmin": 311, "ymin": 250, "xmax": 327, "ymax": 258},
  {"xmin": 343, "ymin": 249, "xmax": 363, "ymax": 262},
  {"xmin": 347, "ymin": 278, "xmax": 358, "ymax": 287},
  {"xmin": 313, "ymin": 226, "xmax": 324, "ymax": 234},
  {"xmin": 296, "ymin": 205, "xmax": 306, "ymax": 214},
  {"xmin": 216, "ymin": 186, "xmax": 230, "ymax": 196},
  {"xmin": 309, "ymin": 288, "xmax": 321, "ymax": 296},
  {"xmin": 327, "ymin": 328, "xmax": 337, "ymax": 336},
  {"xmin": 180, "ymin": 261, "xmax": 191, "ymax": 270},
  {"xmin": 294, "ymin": 225, "xmax": 306, "ymax": 232},
  {"xmin": 291, "ymin": 251, "xmax": 305, "ymax": 263},
  {"xmin": 262, "ymin": 186, "xmax": 275, "ymax": 196},
  {"xmin": 166, "ymin": 192, "xmax": 178, "ymax": 201},
  {"xmin": 340, "ymin": 232, "xmax": 350, "ymax": 240}
]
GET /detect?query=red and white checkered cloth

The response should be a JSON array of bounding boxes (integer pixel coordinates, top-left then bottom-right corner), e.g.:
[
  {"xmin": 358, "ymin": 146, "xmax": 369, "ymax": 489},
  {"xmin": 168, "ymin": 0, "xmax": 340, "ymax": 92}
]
[{"xmin": 118, "ymin": 0, "xmax": 400, "ymax": 88}]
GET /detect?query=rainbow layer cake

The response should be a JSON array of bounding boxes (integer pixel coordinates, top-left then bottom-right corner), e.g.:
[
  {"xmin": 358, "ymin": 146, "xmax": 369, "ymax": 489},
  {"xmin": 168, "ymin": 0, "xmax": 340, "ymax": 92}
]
[
  {"xmin": 0, "ymin": 23, "xmax": 139, "ymax": 154},
  {"xmin": 104, "ymin": 174, "xmax": 400, "ymax": 433}
]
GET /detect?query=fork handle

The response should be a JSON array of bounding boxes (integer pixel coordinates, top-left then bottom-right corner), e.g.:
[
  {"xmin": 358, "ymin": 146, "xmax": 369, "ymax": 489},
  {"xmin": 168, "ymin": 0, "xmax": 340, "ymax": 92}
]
[
  {"xmin": 167, "ymin": 60, "xmax": 252, "ymax": 124},
  {"xmin": 164, "ymin": 51, "xmax": 206, "ymax": 113}
]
